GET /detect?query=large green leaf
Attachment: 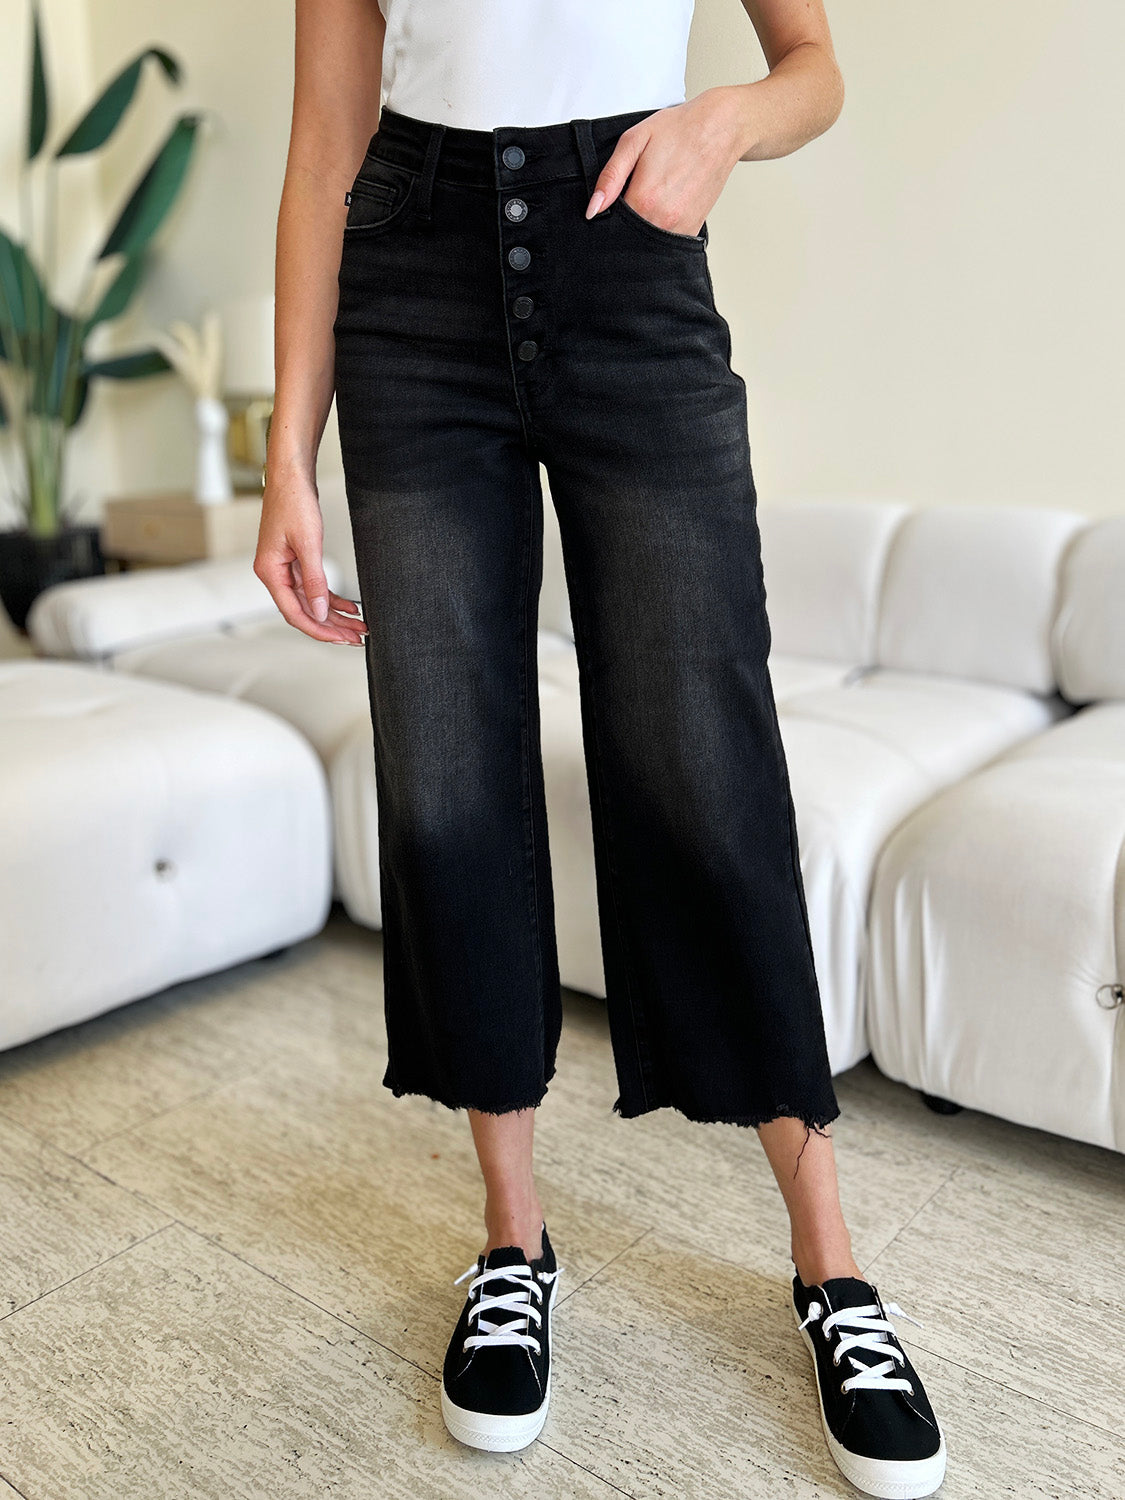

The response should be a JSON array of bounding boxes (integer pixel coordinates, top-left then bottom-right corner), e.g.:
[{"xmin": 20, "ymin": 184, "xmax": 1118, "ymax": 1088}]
[
  {"xmin": 97, "ymin": 113, "xmax": 201, "ymax": 261},
  {"xmin": 62, "ymin": 371, "xmax": 89, "ymax": 427},
  {"xmin": 25, "ymin": 307, "xmax": 82, "ymax": 419},
  {"xmin": 85, "ymin": 250, "xmax": 147, "ymax": 331},
  {"xmin": 54, "ymin": 48, "xmax": 181, "ymax": 158},
  {"xmin": 82, "ymin": 347, "xmax": 171, "ymax": 380},
  {"xmin": 27, "ymin": 3, "xmax": 49, "ymax": 163},
  {"xmin": 0, "ymin": 227, "xmax": 49, "ymax": 341}
]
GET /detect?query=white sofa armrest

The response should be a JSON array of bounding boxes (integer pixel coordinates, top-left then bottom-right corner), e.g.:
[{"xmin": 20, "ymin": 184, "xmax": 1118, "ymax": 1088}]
[{"xmin": 27, "ymin": 553, "xmax": 344, "ymax": 660}]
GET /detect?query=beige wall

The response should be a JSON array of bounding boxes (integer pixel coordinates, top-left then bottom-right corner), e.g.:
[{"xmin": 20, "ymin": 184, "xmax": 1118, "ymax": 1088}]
[
  {"xmin": 692, "ymin": 0, "xmax": 1124, "ymax": 514},
  {"xmin": 51, "ymin": 0, "xmax": 1125, "ymax": 516}
]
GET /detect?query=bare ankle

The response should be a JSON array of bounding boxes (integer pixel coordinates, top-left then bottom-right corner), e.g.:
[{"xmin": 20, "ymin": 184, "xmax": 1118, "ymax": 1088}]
[
  {"xmin": 791, "ymin": 1239, "xmax": 863, "ymax": 1287},
  {"xmin": 484, "ymin": 1202, "xmax": 544, "ymax": 1261}
]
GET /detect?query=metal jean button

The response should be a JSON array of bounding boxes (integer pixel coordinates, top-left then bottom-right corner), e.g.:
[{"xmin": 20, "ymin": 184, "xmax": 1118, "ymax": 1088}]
[
  {"xmin": 508, "ymin": 246, "xmax": 531, "ymax": 269},
  {"xmin": 513, "ymin": 295, "xmax": 534, "ymax": 318},
  {"xmin": 505, "ymin": 198, "xmax": 528, "ymax": 222},
  {"xmin": 517, "ymin": 340, "xmax": 538, "ymax": 361},
  {"xmin": 502, "ymin": 145, "xmax": 525, "ymax": 169}
]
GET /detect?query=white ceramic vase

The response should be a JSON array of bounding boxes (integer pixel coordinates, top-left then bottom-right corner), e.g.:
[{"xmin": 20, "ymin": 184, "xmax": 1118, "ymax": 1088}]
[{"xmin": 195, "ymin": 394, "xmax": 233, "ymax": 504}]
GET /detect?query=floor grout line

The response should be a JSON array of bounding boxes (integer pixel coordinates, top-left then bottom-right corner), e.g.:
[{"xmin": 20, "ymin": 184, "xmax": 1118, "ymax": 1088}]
[
  {"xmin": 0, "ymin": 1222, "xmax": 173, "ymax": 1326},
  {"xmin": 889, "ymin": 1339, "xmax": 1125, "ymax": 1449},
  {"xmin": 534, "ymin": 1444, "xmax": 635, "ymax": 1496},
  {"xmin": 555, "ymin": 1227, "xmax": 654, "ymax": 1308},
  {"xmin": 69, "ymin": 1063, "xmax": 275, "ymax": 1155},
  {"xmin": 154, "ymin": 1216, "xmax": 459, "ymax": 1387},
  {"xmin": 857, "ymin": 1160, "xmax": 962, "ymax": 1277}
]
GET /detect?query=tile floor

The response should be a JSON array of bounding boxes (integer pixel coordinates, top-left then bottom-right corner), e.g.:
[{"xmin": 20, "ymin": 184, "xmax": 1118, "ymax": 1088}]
[{"xmin": 0, "ymin": 907, "xmax": 1122, "ymax": 1499}]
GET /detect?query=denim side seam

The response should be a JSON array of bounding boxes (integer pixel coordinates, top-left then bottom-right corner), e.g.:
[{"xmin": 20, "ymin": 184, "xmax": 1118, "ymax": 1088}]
[
  {"xmin": 700, "ymin": 253, "xmax": 749, "ymax": 398},
  {"xmin": 579, "ymin": 650, "xmax": 659, "ymax": 1111},
  {"xmin": 517, "ymin": 460, "xmax": 548, "ymax": 1081},
  {"xmin": 762, "ymin": 679, "xmax": 842, "ymax": 1141}
]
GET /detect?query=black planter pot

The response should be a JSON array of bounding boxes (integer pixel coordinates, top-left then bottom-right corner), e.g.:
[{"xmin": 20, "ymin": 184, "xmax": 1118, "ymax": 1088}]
[{"xmin": 0, "ymin": 523, "xmax": 106, "ymax": 634}]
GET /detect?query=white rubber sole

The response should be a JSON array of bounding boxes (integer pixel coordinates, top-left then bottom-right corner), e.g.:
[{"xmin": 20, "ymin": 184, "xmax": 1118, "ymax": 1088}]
[
  {"xmin": 441, "ymin": 1272, "xmax": 561, "ymax": 1453},
  {"xmin": 793, "ymin": 1302, "xmax": 947, "ymax": 1499}
]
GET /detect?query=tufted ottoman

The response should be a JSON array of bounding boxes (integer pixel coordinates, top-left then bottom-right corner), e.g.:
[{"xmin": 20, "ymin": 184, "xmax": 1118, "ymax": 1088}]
[
  {"xmin": 0, "ymin": 661, "xmax": 333, "ymax": 1051},
  {"xmin": 865, "ymin": 515, "xmax": 1125, "ymax": 1152}
]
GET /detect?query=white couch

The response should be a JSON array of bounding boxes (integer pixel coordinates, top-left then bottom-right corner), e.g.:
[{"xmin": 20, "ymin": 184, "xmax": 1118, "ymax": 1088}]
[
  {"xmin": 757, "ymin": 501, "xmax": 1082, "ymax": 1070},
  {"xmin": 866, "ymin": 516, "xmax": 1125, "ymax": 1152},
  {"xmin": 22, "ymin": 486, "xmax": 1123, "ymax": 1152},
  {"xmin": 0, "ymin": 660, "xmax": 332, "ymax": 1051}
]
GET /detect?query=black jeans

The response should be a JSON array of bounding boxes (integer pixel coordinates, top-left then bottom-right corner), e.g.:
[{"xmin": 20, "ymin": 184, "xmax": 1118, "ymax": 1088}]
[{"xmin": 332, "ymin": 104, "xmax": 841, "ymax": 1132}]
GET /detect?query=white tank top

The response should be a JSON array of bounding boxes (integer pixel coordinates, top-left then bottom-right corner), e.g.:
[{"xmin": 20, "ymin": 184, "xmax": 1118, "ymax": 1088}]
[{"xmin": 377, "ymin": 0, "xmax": 695, "ymax": 132}]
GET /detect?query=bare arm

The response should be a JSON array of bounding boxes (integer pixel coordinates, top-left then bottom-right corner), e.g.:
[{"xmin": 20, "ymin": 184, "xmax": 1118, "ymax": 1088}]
[
  {"xmin": 255, "ymin": 0, "xmax": 385, "ymax": 644},
  {"xmin": 586, "ymin": 0, "xmax": 844, "ymax": 237}
]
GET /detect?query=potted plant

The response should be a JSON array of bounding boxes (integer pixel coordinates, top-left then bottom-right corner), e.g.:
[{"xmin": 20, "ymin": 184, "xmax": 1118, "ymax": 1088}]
[{"xmin": 0, "ymin": 2, "xmax": 202, "ymax": 631}]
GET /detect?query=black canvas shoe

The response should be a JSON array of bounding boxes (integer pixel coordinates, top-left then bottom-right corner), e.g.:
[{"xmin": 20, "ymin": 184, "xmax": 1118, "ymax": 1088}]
[
  {"xmin": 441, "ymin": 1224, "xmax": 562, "ymax": 1452},
  {"xmin": 792, "ymin": 1271, "xmax": 946, "ymax": 1498}
]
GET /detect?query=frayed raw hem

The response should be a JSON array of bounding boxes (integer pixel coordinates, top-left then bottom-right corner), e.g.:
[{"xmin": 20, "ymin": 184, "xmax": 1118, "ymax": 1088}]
[
  {"xmin": 382, "ymin": 1062, "xmax": 554, "ymax": 1117},
  {"xmin": 611, "ymin": 1094, "xmax": 841, "ymax": 1135}
]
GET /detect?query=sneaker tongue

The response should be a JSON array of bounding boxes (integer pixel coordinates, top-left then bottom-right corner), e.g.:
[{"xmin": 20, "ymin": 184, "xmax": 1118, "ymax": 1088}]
[
  {"xmin": 819, "ymin": 1275, "xmax": 880, "ymax": 1312},
  {"xmin": 482, "ymin": 1245, "xmax": 531, "ymax": 1271},
  {"xmin": 818, "ymin": 1277, "xmax": 899, "ymax": 1378},
  {"xmin": 476, "ymin": 1246, "xmax": 534, "ymax": 1334}
]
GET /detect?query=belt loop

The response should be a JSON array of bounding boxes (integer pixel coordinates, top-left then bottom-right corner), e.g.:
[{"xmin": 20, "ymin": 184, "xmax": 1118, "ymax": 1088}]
[
  {"xmin": 572, "ymin": 118, "xmax": 599, "ymax": 200},
  {"xmin": 415, "ymin": 122, "xmax": 446, "ymax": 218}
]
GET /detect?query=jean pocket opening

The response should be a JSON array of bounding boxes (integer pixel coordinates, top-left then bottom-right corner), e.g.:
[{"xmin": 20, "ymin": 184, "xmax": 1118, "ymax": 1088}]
[{"xmin": 615, "ymin": 196, "xmax": 707, "ymax": 248}]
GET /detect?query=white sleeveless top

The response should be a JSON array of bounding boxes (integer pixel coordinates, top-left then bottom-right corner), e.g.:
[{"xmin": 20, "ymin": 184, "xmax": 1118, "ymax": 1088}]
[{"xmin": 377, "ymin": 0, "xmax": 695, "ymax": 132}]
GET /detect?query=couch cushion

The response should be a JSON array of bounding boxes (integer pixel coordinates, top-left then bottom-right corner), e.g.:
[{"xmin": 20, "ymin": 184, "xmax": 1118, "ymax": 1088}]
[
  {"xmin": 0, "ymin": 661, "xmax": 331, "ymax": 1048},
  {"xmin": 782, "ymin": 668, "xmax": 1069, "ymax": 784},
  {"xmin": 768, "ymin": 653, "xmax": 864, "ymax": 701},
  {"xmin": 866, "ymin": 701, "xmax": 1125, "ymax": 1152},
  {"xmin": 775, "ymin": 669, "xmax": 1067, "ymax": 1071},
  {"xmin": 1050, "ymin": 515, "xmax": 1125, "ymax": 705},
  {"xmin": 758, "ymin": 499, "xmax": 910, "ymax": 666},
  {"xmin": 111, "ymin": 616, "xmax": 371, "ymax": 766},
  {"xmin": 26, "ymin": 554, "xmax": 345, "ymax": 660},
  {"xmin": 874, "ymin": 504, "xmax": 1086, "ymax": 693}
]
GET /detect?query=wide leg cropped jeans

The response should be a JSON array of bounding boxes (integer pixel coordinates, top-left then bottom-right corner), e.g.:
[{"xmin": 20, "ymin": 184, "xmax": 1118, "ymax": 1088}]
[{"xmin": 332, "ymin": 104, "xmax": 841, "ymax": 1132}]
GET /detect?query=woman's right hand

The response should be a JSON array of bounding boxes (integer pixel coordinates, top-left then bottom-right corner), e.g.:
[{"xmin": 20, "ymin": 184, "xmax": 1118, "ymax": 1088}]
[{"xmin": 253, "ymin": 458, "xmax": 368, "ymax": 646}]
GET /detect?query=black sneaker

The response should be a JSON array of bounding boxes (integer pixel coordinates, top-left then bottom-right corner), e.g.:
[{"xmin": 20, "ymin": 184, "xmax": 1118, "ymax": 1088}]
[
  {"xmin": 792, "ymin": 1271, "xmax": 947, "ymax": 1498},
  {"xmin": 441, "ymin": 1224, "xmax": 562, "ymax": 1452}
]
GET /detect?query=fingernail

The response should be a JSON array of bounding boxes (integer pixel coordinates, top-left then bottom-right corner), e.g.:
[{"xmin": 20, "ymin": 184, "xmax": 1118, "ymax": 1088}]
[
  {"xmin": 312, "ymin": 597, "xmax": 328, "ymax": 622},
  {"xmin": 586, "ymin": 190, "xmax": 605, "ymax": 219}
]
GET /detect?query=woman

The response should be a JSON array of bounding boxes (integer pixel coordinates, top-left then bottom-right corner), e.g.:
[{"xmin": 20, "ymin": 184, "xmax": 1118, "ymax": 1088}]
[{"xmin": 256, "ymin": 2, "xmax": 947, "ymax": 1494}]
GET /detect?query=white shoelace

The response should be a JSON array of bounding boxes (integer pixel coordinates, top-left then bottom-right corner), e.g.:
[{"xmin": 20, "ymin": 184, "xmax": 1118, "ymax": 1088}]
[
  {"xmin": 799, "ymin": 1294, "xmax": 924, "ymax": 1393},
  {"xmin": 454, "ymin": 1260, "xmax": 563, "ymax": 1356}
]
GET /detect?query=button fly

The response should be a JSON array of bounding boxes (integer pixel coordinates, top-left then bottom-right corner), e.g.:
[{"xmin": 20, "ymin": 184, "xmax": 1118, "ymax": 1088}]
[
  {"xmin": 508, "ymin": 246, "xmax": 531, "ymax": 270},
  {"xmin": 512, "ymin": 296, "xmax": 534, "ymax": 318},
  {"xmin": 517, "ymin": 340, "xmax": 538, "ymax": 361},
  {"xmin": 504, "ymin": 198, "xmax": 528, "ymax": 222},
  {"xmin": 502, "ymin": 145, "xmax": 525, "ymax": 169}
]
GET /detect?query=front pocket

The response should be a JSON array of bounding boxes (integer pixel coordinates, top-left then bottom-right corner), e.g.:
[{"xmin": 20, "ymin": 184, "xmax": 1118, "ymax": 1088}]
[
  {"xmin": 615, "ymin": 195, "xmax": 708, "ymax": 249},
  {"xmin": 343, "ymin": 157, "xmax": 418, "ymax": 235}
]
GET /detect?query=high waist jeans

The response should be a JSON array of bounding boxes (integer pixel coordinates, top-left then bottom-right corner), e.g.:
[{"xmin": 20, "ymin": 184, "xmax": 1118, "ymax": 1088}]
[{"xmin": 332, "ymin": 104, "xmax": 841, "ymax": 1132}]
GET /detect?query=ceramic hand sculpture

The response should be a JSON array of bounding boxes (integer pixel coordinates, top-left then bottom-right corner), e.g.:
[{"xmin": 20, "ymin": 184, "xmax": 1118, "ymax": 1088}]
[{"xmin": 149, "ymin": 310, "xmax": 231, "ymax": 504}]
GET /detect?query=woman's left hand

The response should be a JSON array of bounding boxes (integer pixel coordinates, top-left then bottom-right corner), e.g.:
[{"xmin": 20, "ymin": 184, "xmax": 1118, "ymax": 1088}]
[{"xmin": 585, "ymin": 89, "xmax": 747, "ymax": 238}]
